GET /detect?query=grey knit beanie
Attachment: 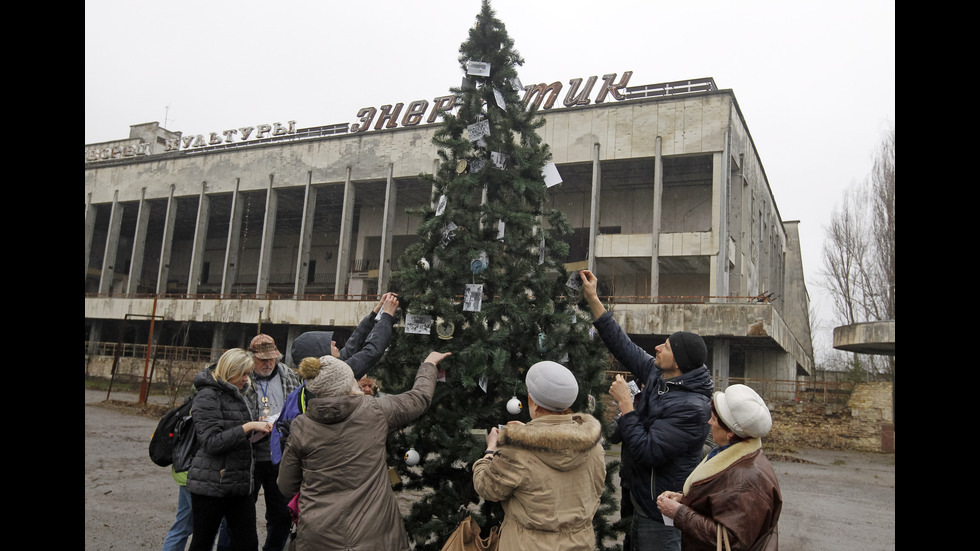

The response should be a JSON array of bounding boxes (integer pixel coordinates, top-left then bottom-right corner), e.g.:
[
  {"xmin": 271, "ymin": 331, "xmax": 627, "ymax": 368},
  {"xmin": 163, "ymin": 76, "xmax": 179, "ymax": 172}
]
[
  {"xmin": 525, "ymin": 361, "xmax": 579, "ymax": 412},
  {"xmin": 305, "ymin": 355, "xmax": 357, "ymax": 397}
]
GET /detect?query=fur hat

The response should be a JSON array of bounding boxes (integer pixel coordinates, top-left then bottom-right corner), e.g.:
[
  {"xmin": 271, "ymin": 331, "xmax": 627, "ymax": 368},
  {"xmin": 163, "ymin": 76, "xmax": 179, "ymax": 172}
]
[
  {"xmin": 712, "ymin": 384, "xmax": 772, "ymax": 439},
  {"xmin": 305, "ymin": 355, "xmax": 357, "ymax": 398},
  {"xmin": 525, "ymin": 361, "xmax": 578, "ymax": 412},
  {"xmin": 249, "ymin": 334, "xmax": 281, "ymax": 360},
  {"xmin": 668, "ymin": 331, "xmax": 707, "ymax": 372},
  {"xmin": 290, "ymin": 331, "xmax": 334, "ymax": 365}
]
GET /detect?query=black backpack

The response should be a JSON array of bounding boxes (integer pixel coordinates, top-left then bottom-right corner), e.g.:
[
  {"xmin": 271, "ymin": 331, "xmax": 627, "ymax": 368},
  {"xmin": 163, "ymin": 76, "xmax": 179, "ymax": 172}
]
[{"xmin": 149, "ymin": 397, "xmax": 195, "ymax": 468}]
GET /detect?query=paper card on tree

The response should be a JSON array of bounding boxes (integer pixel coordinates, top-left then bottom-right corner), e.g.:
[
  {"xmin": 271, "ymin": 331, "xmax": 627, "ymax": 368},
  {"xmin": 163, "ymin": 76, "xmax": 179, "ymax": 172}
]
[
  {"xmin": 565, "ymin": 271, "xmax": 583, "ymax": 291},
  {"xmin": 542, "ymin": 162, "xmax": 563, "ymax": 187},
  {"xmin": 463, "ymin": 283, "xmax": 483, "ymax": 312},
  {"xmin": 467, "ymin": 120, "xmax": 490, "ymax": 143},
  {"xmin": 496, "ymin": 219, "xmax": 505, "ymax": 240},
  {"xmin": 493, "ymin": 87, "xmax": 506, "ymax": 109},
  {"xmin": 466, "ymin": 60, "xmax": 491, "ymax": 77},
  {"xmin": 440, "ymin": 222, "xmax": 458, "ymax": 247},
  {"xmin": 511, "ymin": 77, "xmax": 523, "ymax": 92},
  {"xmin": 405, "ymin": 313, "xmax": 432, "ymax": 335},
  {"xmin": 491, "ymin": 151, "xmax": 509, "ymax": 170},
  {"xmin": 470, "ymin": 158, "xmax": 486, "ymax": 173},
  {"xmin": 435, "ymin": 194, "xmax": 447, "ymax": 216}
]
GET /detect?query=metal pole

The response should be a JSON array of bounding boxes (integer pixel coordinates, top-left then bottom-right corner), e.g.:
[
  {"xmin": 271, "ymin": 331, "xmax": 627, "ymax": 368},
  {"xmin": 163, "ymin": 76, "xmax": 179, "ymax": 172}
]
[
  {"xmin": 257, "ymin": 306, "xmax": 264, "ymax": 335},
  {"xmin": 138, "ymin": 295, "xmax": 159, "ymax": 404}
]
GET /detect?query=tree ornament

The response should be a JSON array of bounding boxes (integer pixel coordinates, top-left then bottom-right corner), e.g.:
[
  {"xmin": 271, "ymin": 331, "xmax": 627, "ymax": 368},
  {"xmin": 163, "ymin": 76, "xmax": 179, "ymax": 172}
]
[
  {"xmin": 436, "ymin": 319, "xmax": 455, "ymax": 340},
  {"xmin": 506, "ymin": 396, "xmax": 523, "ymax": 415},
  {"xmin": 404, "ymin": 448, "xmax": 420, "ymax": 466},
  {"xmin": 419, "ymin": 257, "xmax": 430, "ymax": 270}
]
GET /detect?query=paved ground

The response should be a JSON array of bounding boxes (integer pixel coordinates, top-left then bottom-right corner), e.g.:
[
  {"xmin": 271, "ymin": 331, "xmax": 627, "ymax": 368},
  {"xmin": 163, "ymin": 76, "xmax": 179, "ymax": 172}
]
[{"xmin": 84, "ymin": 389, "xmax": 895, "ymax": 550}]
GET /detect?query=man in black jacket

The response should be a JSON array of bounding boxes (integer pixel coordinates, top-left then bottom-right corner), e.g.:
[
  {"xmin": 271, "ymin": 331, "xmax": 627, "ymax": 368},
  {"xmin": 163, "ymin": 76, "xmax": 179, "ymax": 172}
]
[{"xmin": 580, "ymin": 270, "xmax": 713, "ymax": 551}]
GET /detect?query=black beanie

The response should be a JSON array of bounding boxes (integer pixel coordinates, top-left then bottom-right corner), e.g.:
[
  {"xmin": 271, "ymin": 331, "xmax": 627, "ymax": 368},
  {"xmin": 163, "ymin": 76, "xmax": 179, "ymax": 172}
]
[
  {"xmin": 290, "ymin": 331, "xmax": 334, "ymax": 365},
  {"xmin": 668, "ymin": 331, "xmax": 707, "ymax": 372}
]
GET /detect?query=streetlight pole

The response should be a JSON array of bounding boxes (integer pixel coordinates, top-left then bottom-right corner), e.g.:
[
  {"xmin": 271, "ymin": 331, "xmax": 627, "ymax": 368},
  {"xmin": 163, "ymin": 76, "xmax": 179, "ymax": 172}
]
[{"xmin": 257, "ymin": 306, "xmax": 264, "ymax": 335}]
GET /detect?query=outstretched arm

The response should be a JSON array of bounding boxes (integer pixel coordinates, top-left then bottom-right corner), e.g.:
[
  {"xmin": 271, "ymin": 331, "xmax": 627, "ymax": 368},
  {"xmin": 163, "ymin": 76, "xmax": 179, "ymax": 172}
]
[{"xmin": 580, "ymin": 270, "xmax": 606, "ymax": 319}]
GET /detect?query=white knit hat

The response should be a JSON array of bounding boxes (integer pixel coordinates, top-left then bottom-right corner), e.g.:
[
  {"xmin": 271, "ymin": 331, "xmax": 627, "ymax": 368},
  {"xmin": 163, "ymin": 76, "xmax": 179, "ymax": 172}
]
[
  {"xmin": 305, "ymin": 355, "xmax": 357, "ymax": 398},
  {"xmin": 525, "ymin": 361, "xmax": 578, "ymax": 412},
  {"xmin": 713, "ymin": 384, "xmax": 772, "ymax": 438}
]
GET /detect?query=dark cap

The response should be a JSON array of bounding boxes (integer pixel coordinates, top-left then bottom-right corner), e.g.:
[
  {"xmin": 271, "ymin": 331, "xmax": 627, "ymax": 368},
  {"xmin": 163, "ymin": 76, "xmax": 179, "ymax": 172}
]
[{"xmin": 668, "ymin": 331, "xmax": 707, "ymax": 372}]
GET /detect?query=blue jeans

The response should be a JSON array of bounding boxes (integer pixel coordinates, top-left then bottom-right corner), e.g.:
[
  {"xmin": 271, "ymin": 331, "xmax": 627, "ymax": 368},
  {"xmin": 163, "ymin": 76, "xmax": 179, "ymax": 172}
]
[
  {"xmin": 161, "ymin": 485, "xmax": 193, "ymax": 551},
  {"xmin": 631, "ymin": 514, "xmax": 681, "ymax": 551}
]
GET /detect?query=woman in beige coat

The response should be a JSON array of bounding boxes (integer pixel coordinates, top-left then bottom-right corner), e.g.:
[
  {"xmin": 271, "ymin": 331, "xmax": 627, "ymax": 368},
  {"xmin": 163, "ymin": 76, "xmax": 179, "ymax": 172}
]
[
  {"xmin": 473, "ymin": 361, "xmax": 606, "ymax": 551},
  {"xmin": 277, "ymin": 350, "xmax": 450, "ymax": 551}
]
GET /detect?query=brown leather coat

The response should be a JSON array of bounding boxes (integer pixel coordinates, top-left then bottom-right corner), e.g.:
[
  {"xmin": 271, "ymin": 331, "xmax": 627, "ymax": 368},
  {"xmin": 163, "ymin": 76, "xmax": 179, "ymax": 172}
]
[{"xmin": 673, "ymin": 438, "xmax": 781, "ymax": 550}]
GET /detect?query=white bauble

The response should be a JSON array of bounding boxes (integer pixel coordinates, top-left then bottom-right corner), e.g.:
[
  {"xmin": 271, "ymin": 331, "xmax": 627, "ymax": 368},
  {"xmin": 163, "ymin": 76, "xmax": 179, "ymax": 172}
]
[
  {"xmin": 506, "ymin": 396, "xmax": 523, "ymax": 415},
  {"xmin": 404, "ymin": 448, "xmax": 420, "ymax": 466}
]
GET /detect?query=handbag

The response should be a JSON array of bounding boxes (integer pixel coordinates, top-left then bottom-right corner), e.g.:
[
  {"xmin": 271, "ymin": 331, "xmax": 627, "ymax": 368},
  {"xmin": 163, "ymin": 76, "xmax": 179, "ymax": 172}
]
[
  {"xmin": 717, "ymin": 524, "xmax": 776, "ymax": 551},
  {"xmin": 441, "ymin": 516, "xmax": 499, "ymax": 551}
]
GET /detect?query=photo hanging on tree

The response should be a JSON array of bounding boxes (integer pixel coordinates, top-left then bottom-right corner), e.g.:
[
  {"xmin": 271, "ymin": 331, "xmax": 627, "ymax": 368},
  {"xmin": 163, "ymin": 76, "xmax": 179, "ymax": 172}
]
[
  {"xmin": 435, "ymin": 194, "xmax": 447, "ymax": 216},
  {"xmin": 440, "ymin": 221, "xmax": 458, "ymax": 248},
  {"xmin": 465, "ymin": 60, "xmax": 491, "ymax": 77},
  {"xmin": 542, "ymin": 161, "xmax": 563, "ymax": 188},
  {"xmin": 467, "ymin": 120, "xmax": 490, "ymax": 145},
  {"xmin": 404, "ymin": 313, "xmax": 433, "ymax": 335},
  {"xmin": 463, "ymin": 283, "xmax": 483, "ymax": 312}
]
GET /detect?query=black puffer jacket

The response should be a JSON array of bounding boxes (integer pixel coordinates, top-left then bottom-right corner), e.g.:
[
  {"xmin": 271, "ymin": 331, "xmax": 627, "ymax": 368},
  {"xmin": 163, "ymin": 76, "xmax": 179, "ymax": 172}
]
[
  {"xmin": 592, "ymin": 311, "xmax": 713, "ymax": 519},
  {"xmin": 186, "ymin": 367, "xmax": 256, "ymax": 498}
]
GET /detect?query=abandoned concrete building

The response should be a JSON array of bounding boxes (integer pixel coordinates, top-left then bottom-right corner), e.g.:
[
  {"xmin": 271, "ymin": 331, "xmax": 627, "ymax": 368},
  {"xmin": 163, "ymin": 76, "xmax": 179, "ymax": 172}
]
[{"xmin": 84, "ymin": 74, "xmax": 814, "ymax": 395}]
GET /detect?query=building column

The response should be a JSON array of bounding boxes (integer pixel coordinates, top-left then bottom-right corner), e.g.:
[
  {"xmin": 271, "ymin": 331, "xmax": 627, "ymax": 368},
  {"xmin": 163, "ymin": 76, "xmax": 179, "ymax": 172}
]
[
  {"xmin": 710, "ymin": 138, "xmax": 731, "ymax": 300},
  {"xmin": 294, "ymin": 171, "xmax": 317, "ymax": 296},
  {"xmin": 650, "ymin": 136, "xmax": 663, "ymax": 296},
  {"xmin": 256, "ymin": 174, "xmax": 278, "ymax": 297},
  {"xmin": 85, "ymin": 192, "xmax": 96, "ymax": 284},
  {"xmin": 221, "ymin": 179, "xmax": 244, "ymax": 296},
  {"xmin": 335, "ymin": 167, "xmax": 356, "ymax": 297},
  {"xmin": 156, "ymin": 184, "xmax": 177, "ymax": 295},
  {"xmin": 98, "ymin": 190, "xmax": 123, "ymax": 295},
  {"xmin": 377, "ymin": 163, "xmax": 396, "ymax": 294},
  {"xmin": 712, "ymin": 338, "xmax": 730, "ymax": 389},
  {"xmin": 211, "ymin": 324, "xmax": 228, "ymax": 364},
  {"xmin": 587, "ymin": 143, "xmax": 601, "ymax": 272},
  {"xmin": 187, "ymin": 181, "xmax": 210, "ymax": 296},
  {"xmin": 126, "ymin": 187, "xmax": 151, "ymax": 295}
]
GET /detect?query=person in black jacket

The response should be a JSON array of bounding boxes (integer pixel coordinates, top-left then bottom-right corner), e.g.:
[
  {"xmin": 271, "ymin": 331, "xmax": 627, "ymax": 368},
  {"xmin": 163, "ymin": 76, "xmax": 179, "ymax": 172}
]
[
  {"xmin": 186, "ymin": 348, "xmax": 272, "ymax": 551},
  {"xmin": 580, "ymin": 270, "xmax": 713, "ymax": 551}
]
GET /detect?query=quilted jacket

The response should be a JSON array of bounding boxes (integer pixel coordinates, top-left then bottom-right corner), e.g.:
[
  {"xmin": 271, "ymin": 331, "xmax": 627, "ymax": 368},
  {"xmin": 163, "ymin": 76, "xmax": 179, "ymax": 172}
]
[
  {"xmin": 592, "ymin": 311, "xmax": 713, "ymax": 519},
  {"xmin": 185, "ymin": 367, "xmax": 257, "ymax": 498}
]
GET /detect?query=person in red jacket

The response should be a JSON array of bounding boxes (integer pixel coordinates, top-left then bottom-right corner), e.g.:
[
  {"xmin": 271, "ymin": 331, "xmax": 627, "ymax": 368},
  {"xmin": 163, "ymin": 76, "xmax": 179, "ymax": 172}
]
[{"xmin": 656, "ymin": 384, "xmax": 781, "ymax": 550}]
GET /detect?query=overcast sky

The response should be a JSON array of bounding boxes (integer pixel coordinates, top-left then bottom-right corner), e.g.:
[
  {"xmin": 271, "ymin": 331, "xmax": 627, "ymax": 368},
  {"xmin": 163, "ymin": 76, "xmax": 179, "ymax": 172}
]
[{"xmin": 85, "ymin": 0, "xmax": 895, "ymax": 362}]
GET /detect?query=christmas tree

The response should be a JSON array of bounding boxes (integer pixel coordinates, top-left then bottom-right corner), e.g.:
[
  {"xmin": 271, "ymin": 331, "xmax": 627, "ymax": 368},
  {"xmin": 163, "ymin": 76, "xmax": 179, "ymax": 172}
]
[{"xmin": 376, "ymin": 1, "xmax": 625, "ymax": 548}]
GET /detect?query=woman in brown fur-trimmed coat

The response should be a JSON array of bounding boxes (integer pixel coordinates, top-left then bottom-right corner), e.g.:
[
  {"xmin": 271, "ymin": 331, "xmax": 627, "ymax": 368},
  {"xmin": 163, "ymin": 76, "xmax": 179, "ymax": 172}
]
[
  {"xmin": 473, "ymin": 361, "xmax": 606, "ymax": 551},
  {"xmin": 657, "ymin": 384, "xmax": 781, "ymax": 550}
]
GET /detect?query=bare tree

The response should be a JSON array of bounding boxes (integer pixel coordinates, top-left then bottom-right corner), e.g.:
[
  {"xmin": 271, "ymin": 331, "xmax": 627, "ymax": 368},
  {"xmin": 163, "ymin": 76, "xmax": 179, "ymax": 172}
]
[
  {"xmin": 819, "ymin": 124, "xmax": 895, "ymax": 380},
  {"xmin": 870, "ymin": 125, "xmax": 896, "ymax": 322}
]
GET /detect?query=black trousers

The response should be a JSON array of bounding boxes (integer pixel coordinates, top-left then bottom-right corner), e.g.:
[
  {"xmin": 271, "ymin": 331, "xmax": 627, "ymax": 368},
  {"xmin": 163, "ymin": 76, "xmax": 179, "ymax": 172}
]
[
  {"xmin": 188, "ymin": 493, "xmax": 258, "ymax": 551},
  {"xmin": 251, "ymin": 460, "xmax": 293, "ymax": 551}
]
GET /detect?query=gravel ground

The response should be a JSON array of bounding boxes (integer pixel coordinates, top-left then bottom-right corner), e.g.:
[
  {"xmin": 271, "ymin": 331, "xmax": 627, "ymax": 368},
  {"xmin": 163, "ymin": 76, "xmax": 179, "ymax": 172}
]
[{"xmin": 84, "ymin": 389, "xmax": 895, "ymax": 550}]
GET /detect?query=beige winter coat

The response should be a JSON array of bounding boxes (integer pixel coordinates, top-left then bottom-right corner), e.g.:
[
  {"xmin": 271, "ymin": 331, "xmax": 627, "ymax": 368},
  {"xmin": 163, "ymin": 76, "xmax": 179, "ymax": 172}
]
[
  {"xmin": 472, "ymin": 413, "xmax": 606, "ymax": 551},
  {"xmin": 276, "ymin": 361, "xmax": 437, "ymax": 551}
]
